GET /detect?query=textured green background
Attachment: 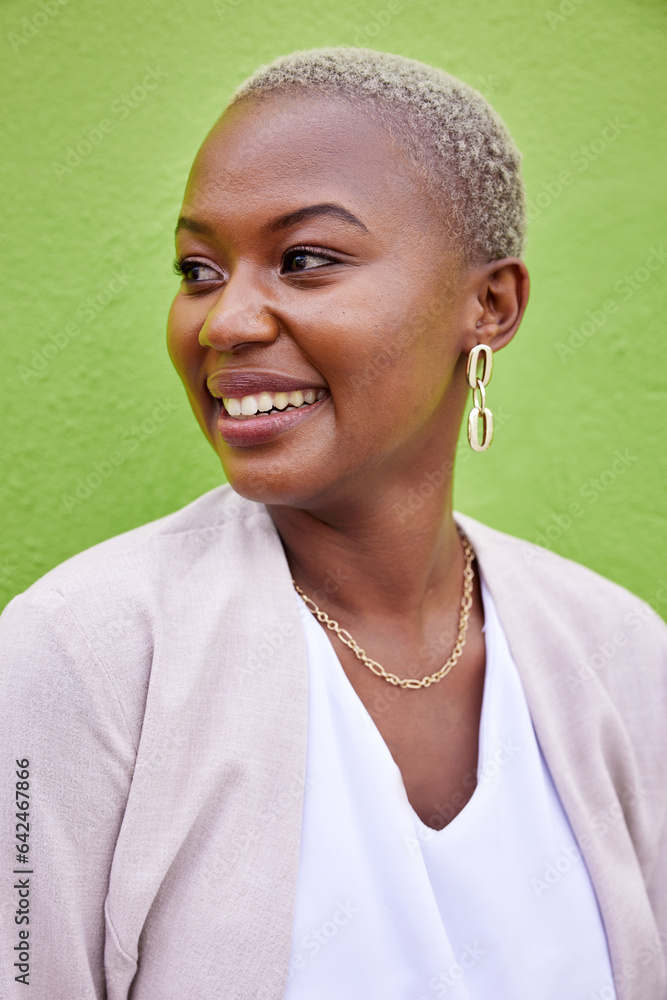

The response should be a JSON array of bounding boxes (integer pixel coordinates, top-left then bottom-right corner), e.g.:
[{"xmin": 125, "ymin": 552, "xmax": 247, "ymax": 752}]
[{"xmin": 1, "ymin": 0, "xmax": 665, "ymax": 614}]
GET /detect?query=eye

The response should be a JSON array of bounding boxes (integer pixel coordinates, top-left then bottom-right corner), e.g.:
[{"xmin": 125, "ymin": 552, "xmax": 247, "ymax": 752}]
[
  {"xmin": 173, "ymin": 257, "xmax": 222, "ymax": 283},
  {"xmin": 281, "ymin": 248, "xmax": 338, "ymax": 273}
]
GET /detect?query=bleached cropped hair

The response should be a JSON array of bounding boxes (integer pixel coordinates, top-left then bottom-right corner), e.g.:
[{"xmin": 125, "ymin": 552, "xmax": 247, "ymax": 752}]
[{"xmin": 229, "ymin": 47, "xmax": 526, "ymax": 263}]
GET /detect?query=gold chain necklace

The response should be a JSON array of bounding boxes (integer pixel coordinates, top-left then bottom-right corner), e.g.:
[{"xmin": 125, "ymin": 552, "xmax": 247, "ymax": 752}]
[{"xmin": 292, "ymin": 531, "xmax": 475, "ymax": 690}]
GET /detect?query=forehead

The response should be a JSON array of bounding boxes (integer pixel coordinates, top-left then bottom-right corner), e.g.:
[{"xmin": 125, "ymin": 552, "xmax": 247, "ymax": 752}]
[{"xmin": 182, "ymin": 91, "xmax": 439, "ymax": 234}]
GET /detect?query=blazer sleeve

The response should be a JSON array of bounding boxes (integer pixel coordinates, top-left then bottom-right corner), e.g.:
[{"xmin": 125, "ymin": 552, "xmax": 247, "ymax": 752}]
[{"xmin": 0, "ymin": 588, "xmax": 137, "ymax": 1000}]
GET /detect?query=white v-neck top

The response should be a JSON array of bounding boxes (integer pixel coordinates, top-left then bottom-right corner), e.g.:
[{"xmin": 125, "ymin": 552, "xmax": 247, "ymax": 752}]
[{"xmin": 284, "ymin": 578, "xmax": 616, "ymax": 1000}]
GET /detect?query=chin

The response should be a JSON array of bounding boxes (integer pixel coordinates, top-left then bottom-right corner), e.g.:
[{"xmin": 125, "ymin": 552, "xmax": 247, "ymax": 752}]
[{"xmin": 217, "ymin": 454, "xmax": 320, "ymax": 509}]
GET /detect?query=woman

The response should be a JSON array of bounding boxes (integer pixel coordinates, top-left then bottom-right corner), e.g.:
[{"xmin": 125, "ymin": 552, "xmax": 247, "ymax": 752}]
[{"xmin": 1, "ymin": 47, "xmax": 665, "ymax": 1000}]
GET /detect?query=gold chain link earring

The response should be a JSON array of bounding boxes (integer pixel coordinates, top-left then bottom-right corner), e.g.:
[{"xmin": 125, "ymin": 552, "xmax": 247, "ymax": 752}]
[{"xmin": 466, "ymin": 344, "xmax": 494, "ymax": 452}]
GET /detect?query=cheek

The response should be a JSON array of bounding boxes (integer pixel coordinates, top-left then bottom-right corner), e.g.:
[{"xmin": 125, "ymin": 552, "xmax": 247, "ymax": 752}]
[
  {"xmin": 167, "ymin": 296, "xmax": 204, "ymax": 382},
  {"xmin": 166, "ymin": 297, "xmax": 220, "ymax": 441},
  {"xmin": 319, "ymin": 280, "xmax": 457, "ymax": 425}
]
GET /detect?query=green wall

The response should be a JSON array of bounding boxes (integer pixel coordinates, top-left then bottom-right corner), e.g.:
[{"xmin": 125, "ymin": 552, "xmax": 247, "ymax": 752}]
[{"xmin": 1, "ymin": 0, "xmax": 665, "ymax": 615}]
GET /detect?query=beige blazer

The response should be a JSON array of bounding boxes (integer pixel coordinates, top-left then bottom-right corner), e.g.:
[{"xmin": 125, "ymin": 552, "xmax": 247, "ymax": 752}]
[{"xmin": 0, "ymin": 484, "xmax": 665, "ymax": 999}]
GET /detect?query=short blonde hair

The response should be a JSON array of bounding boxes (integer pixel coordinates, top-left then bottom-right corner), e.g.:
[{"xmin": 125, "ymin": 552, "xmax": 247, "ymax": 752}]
[{"xmin": 229, "ymin": 47, "xmax": 526, "ymax": 262}]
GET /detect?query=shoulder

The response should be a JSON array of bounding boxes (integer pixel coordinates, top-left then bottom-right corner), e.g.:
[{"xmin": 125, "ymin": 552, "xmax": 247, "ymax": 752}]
[
  {"xmin": 456, "ymin": 511, "xmax": 667, "ymax": 773},
  {"xmin": 455, "ymin": 510, "xmax": 667, "ymax": 655},
  {"xmin": 3, "ymin": 483, "xmax": 264, "ymax": 615},
  {"xmin": 0, "ymin": 486, "xmax": 269, "ymax": 733},
  {"xmin": 456, "ymin": 512, "xmax": 667, "ymax": 765}
]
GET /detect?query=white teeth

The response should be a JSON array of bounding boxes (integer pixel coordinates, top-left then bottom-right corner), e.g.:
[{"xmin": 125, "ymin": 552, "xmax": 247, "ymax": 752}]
[
  {"xmin": 240, "ymin": 395, "xmax": 259, "ymax": 415},
  {"xmin": 221, "ymin": 388, "xmax": 327, "ymax": 419}
]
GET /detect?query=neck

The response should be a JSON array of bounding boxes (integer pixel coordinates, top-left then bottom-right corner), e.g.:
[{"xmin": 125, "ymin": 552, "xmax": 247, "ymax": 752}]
[{"xmin": 266, "ymin": 459, "xmax": 465, "ymax": 625}]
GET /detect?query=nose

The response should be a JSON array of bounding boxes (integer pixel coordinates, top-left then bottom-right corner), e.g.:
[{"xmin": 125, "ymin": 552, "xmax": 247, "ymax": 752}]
[{"xmin": 199, "ymin": 264, "xmax": 280, "ymax": 351}]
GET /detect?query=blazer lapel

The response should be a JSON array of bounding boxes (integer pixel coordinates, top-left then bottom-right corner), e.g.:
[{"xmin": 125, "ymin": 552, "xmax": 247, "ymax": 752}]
[{"xmin": 456, "ymin": 512, "xmax": 664, "ymax": 1000}]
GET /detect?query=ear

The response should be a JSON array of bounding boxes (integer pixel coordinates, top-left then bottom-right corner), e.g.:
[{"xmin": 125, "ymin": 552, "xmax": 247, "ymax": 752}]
[{"xmin": 460, "ymin": 258, "xmax": 530, "ymax": 354}]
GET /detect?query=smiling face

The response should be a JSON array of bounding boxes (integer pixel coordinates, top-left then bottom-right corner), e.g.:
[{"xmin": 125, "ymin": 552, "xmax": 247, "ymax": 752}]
[{"xmin": 167, "ymin": 90, "xmax": 480, "ymax": 509}]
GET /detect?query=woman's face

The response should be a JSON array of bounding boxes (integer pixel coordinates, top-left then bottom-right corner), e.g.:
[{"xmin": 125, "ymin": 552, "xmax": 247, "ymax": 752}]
[{"xmin": 168, "ymin": 91, "xmax": 477, "ymax": 508}]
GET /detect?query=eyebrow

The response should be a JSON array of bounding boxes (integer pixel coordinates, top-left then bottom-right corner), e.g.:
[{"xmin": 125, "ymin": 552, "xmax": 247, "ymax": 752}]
[
  {"xmin": 175, "ymin": 216, "xmax": 214, "ymax": 237},
  {"xmin": 175, "ymin": 202, "xmax": 370, "ymax": 239},
  {"xmin": 265, "ymin": 203, "xmax": 370, "ymax": 234}
]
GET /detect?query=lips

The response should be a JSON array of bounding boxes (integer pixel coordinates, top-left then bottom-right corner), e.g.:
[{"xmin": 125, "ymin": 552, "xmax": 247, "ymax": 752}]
[
  {"xmin": 207, "ymin": 369, "xmax": 327, "ymax": 398},
  {"xmin": 216, "ymin": 393, "xmax": 329, "ymax": 447},
  {"xmin": 207, "ymin": 369, "xmax": 331, "ymax": 448}
]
